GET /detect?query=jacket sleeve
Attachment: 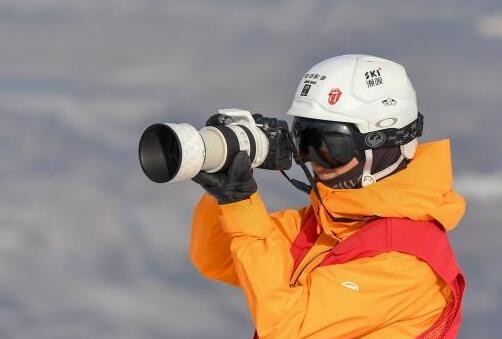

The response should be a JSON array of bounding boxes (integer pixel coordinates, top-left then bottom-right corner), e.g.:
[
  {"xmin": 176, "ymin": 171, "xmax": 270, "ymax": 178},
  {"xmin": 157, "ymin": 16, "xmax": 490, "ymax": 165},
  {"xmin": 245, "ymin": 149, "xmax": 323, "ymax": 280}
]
[
  {"xmin": 189, "ymin": 193, "xmax": 307, "ymax": 287},
  {"xmin": 218, "ymin": 192, "xmax": 448, "ymax": 338}
]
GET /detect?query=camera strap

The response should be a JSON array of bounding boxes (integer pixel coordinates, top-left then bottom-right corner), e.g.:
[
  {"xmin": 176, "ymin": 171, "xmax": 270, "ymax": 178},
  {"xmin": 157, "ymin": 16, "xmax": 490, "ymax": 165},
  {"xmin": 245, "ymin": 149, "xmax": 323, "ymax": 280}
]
[{"xmin": 280, "ymin": 170, "xmax": 311, "ymax": 194}]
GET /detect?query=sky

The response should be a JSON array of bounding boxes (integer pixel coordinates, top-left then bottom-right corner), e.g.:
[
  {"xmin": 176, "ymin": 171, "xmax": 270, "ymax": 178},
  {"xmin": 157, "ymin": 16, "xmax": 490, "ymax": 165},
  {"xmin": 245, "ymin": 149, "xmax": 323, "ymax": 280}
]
[{"xmin": 0, "ymin": 0, "xmax": 501, "ymax": 338}]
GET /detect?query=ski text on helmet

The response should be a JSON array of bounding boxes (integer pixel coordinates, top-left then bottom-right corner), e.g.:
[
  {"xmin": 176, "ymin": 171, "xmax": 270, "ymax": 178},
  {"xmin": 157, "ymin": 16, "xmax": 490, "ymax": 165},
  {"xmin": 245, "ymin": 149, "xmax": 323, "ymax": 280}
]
[{"xmin": 365, "ymin": 68, "xmax": 383, "ymax": 88}]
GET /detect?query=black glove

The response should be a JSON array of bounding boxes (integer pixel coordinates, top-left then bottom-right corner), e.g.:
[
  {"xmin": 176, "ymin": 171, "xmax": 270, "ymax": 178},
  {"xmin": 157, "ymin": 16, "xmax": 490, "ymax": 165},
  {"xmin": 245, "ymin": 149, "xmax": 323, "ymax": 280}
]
[{"xmin": 192, "ymin": 151, "xmax": 257, "ymax": 204}]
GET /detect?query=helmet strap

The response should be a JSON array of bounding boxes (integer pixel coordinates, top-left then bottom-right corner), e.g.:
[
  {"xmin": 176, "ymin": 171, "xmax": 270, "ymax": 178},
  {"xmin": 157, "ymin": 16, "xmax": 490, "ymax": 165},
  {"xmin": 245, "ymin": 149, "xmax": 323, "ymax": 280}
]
[
  {"xmin": 372, "ymin": 154, "xmax": 405, "ymax": 181},
  {"xmin": 361, "ymin": 140, "xmax": 418, "ymax": 187},
  {"xmin": 361, "ymin": 150, "xmax": 376, "ymax": 187}
]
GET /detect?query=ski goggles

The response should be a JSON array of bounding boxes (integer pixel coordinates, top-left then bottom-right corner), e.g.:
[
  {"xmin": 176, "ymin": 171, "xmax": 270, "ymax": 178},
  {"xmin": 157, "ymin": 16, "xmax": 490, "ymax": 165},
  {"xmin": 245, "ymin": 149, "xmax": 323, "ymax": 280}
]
[{"xmin": 291, "ymin": 117, "xmax": 358, "ymax": 169}]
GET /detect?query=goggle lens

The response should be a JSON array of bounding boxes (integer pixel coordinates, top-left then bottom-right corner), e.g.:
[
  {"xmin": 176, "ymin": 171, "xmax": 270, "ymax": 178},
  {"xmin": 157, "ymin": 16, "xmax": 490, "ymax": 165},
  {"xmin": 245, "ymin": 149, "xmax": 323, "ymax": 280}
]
[{"xmin": 292, "ymin": 117, "xmax": 356, "ymax": 168}]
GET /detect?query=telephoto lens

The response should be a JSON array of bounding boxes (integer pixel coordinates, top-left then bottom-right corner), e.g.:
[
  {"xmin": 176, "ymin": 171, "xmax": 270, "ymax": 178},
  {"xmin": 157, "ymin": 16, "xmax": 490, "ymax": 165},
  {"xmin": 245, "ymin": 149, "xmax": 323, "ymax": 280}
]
[{"xmin": 138, "ymin": 109, "xmax": 291, "ymax": 183}]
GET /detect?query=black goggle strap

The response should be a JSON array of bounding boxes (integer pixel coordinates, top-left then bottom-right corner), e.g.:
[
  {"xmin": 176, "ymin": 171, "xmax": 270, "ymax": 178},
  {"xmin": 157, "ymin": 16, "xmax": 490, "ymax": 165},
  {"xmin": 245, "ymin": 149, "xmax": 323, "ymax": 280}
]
[
  {"xmin": 354, "ymin": 113, "xmax": 424, "ymax": 150},
  {"xmin": 281, "ymin": 129, "xmax": 365, "ymax": 223}
]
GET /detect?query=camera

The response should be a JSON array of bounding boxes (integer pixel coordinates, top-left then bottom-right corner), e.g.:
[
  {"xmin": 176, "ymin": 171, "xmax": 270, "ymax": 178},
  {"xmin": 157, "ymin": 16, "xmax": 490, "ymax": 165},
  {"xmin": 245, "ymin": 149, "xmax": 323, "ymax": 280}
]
[{"xmin": 138, "ymin": 109, "xmax": 292, "ymax": 183}]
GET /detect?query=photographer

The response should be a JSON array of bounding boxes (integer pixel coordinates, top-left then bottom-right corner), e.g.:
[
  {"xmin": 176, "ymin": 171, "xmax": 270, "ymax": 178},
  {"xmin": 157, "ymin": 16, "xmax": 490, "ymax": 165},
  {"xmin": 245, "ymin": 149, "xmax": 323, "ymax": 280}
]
[{"xmin": 189, "ymin": 55, "xmax": 466, "ymax": 338}]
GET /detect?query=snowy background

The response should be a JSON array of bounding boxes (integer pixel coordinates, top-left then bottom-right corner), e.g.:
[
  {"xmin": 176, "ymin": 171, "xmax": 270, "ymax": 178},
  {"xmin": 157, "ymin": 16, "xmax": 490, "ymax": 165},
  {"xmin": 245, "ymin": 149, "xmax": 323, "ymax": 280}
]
[{"xmin": 0, "ymin": 0, "xmax": 501, "ymax": 338}]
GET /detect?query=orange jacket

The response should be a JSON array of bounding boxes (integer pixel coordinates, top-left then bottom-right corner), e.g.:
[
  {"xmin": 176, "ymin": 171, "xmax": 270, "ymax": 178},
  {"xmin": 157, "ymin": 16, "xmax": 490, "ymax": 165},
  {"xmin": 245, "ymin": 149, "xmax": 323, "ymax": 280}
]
[{"xmin": 190, "ymin": 139, "xmax": 465, "ymax": 338}]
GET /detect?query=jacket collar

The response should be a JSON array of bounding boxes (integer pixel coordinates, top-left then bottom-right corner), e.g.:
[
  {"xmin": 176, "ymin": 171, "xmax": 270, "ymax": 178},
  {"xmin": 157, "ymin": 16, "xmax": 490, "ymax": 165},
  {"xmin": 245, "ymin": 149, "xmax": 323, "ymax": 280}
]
[{"xmin": 309, "ymin": 139, "xmax": 466, "ymax": 240}]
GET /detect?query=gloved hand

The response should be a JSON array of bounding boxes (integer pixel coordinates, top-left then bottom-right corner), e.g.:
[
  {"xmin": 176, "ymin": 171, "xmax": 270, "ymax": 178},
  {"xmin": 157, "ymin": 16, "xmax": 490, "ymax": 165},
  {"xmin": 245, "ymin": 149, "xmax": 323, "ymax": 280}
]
[{"xmin": 192, "ymin": 151, "xmax": 257, "ymax": 204}]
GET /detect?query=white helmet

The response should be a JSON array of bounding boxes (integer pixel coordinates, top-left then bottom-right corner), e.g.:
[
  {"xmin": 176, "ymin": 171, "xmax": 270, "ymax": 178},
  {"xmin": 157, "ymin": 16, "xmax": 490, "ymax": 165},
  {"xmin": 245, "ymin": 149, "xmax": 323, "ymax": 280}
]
[{"xmin": 287, "ymin": 54, "xmax": 423, "ymax": 187}]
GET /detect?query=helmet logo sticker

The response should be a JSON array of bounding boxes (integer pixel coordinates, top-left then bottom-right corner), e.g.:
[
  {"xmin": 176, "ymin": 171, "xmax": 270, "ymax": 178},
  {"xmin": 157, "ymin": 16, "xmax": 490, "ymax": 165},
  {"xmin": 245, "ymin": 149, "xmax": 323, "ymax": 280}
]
[
  {"xmin": 300, "ymin": 73, "xmax": 327, "ymax": 96},
  {"xmin": 381, "ymin": 98, "xmax": 397, "ymax": 106},
  {"xmin": 365, "ymin": 68, "xmax": 383, "ymax": 88},
  {"xmin": 300, "ymin": 84, "xmax": 311, "ymax": 96},
  {"xmin": 365, "ymin": 131, "xmax": 386, "ymax": 148},
  {"xmin": 304, "ymin": 73, "xmax": 327, "ymax": 81},
  {"xmin": 376, "ymin": 117, "xmax": 398, "ymax": 128},
  {"xmin": 328, "ymin": 88, "xmax": 342, "ymax": 105}
]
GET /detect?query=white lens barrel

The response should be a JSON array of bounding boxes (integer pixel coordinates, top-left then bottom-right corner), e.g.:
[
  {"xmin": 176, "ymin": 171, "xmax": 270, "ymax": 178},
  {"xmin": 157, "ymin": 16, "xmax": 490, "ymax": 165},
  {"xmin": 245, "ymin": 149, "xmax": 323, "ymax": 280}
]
[
  {"xmin": 166, "ymin": 123, "xmax": 206, "ymax": 182},
  {"xmin": 200, "ymin": 125, "xmax": 252, "ymax": 173},
  {"xmin": 226, "ymin": 125, "xmax": 251, "ymax": 155},
  {"xmin": 249, "ymin": 127, "xmax": 269, "ymax": 168},
  {"xmin": 199, "ymin": 127, "xmax": 228, "ymax": 173},
  {"xmin": 139, "ymin": 120, "xmax": 271, "ymax": 183},
  {"xmin": 138, "ymin": 123, "xmax": 205, "ymax": 183},
  {"xmin": 200, "ymin": 124, "xmax": 269, "ymax": 172}
]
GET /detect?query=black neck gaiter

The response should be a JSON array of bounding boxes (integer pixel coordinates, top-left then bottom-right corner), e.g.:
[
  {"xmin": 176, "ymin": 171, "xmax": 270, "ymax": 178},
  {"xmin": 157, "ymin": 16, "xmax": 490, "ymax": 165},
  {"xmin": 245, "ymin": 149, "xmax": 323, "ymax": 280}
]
[{"xmin": 317, "ymin": 147, "xmax": 409, "ymax": 189}]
